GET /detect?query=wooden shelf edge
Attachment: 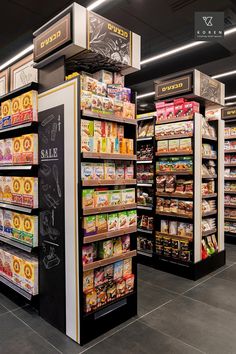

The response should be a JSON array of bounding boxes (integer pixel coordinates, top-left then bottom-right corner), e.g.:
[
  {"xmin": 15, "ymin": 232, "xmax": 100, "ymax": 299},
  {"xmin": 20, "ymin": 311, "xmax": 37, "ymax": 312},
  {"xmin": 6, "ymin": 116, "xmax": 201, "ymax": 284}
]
[
  {"xmin": 156, "ymin": 151, "xmax": 193, "ymax": 157},
  {"xmin": 156, "ymin": 192, "xmax": 193, "ymax": 199},
  {"xmin": 156, "ymin": 231, "xmax": 192, "ymax": 241},
  {"xmin": 82, "ymin": 152, "xmax": 137, "ymax": 160},
  {"xmin": 82, "ymin": 179, "xmax": 136, "ymax": 186},
  {"xmin": 82, "ymin": 109, "xmax": 137, "ymax": 125},
  {"xmin": 202, "ymin": 210, "xmax": 217, "ymax": 217},
  {"xmin": 156, "ymin": 133, "xmax": 193, "ymax": 141},
  {"xmin": 156, "ymin": 211, "xmax": 193, "ymax": 219},
  {"xmin": 83, "ymin": 226, "xmax": 137, "ymax": 243},
  {"xmin": 83, "ymin": 203, "xmax": 137, "ymax": 216},
  {"xmin": 202, "ymin": 229, "xmax": 217, "ymax": 237},
  {"xmin": 83, "ymin": 250, "xmax": 137, "ymax": 271},
  {"xmin": 156, "ymin": 171, "xmax": 193, "ymax": 176},
  {"xmin": 156, "ymin": 115, "xmax": 193, "ymax": 125}
]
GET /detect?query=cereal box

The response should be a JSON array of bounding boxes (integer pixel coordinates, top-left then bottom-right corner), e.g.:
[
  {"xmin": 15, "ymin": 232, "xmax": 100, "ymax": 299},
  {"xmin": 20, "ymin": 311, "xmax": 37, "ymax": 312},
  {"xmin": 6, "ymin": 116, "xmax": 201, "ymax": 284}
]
[
  {"xmin": 3, "ymin": 248, "xmax": 14, "ymax": 279},
  {"xmin": 108, "ymin": 213, "xmax": 118, "ymax": 231},
  {"xmin": 94, "ymin": 163, "xmax": 104, "ymax": 180},
  {"xmin": 0, "ymin": 209, "xmax": 3, "ymax": 234},
  {"xmin": 84, "ymin": 289, "xmax": 97, "ymax": 312},
  {"xmin": 123, "ymin": 258, "xmax": 132, "ymax": 276},
  {"xmin": 81, "ymin": 119, "xmax": 94, "ymax": 137},
  {"xmin": 113, "ymin": 261, "xmax": 123, "ymax": 280},
  {"xmin": 12, "ymin": 177, "xmax": 23, "ymax": 205},
  {"xmin": 96, "ymin": 214, "xmax": 107, "ymax": 233},
  {"xmin": 116, "ymin": 164, "xmax": 125, "ymax": 179},
  {"xmin": 0, "ymin": 140, "xmax": 4, "ymax": 165},
  {"xmin": 169, "ymin": 139, "xmax": 180, "ymax": 152},
  {"xmin": 22, "ymin": 256, "xmax": 38, "ymax": 295},
  {"xmin": 82, "ymin": 76, "xmax": 98, "ymax": 94},
  {"xmin": 22, "ymin": 177, "xmax": 38, "ymax": 208},
  {"xmin": 122, "ymin": 188, "xmax": 135, "ymax": 205},
  {"xmin": 21, "ymin": 215, "xmax": 38, "ymax": 247},
  {"xmin": 125, "ymin": 274, "xmax": 134, "ymax": 293},
  {"xmin": 2, "ymin": 100, "xmax": 11, "ymax": 128},
  {"xmin": 3, "ymin": 138, "xmax": 13, "ymax": 165},
  {"xmin": 3, "ymin": 210, "xmax": 13, "ymax": 239},
  {"xmin": 113, "ymin": 72, "xmax": 124, "ymax": 86},
  {"xmin": 81, "ymin": 90, "xmax": 92, "ymax": 111},
  {"xmin": 3, "ymin": 176, "xmax": 12, "ymax": 203},
  {"xmin": 109, "ymin": 190, "xmax": 121, "ymax": 206},
  {"xmin": 157, "ymin": 140, "xmax": 168, "ymax": 153},
  {"xmin": 0, "ymin": 176, "xmax": 3, "ymax": 201},
  {"xmin": 106, "ymin": 122, "xmax": 117, "ymax": 137},
  {"xmin": 179, "ymin": 138, "xmax": 192, "ymax": 152},
  {"xmin": 12, "ymin": 254, "xmax": 23, "ymax": 287},
  {"xmin": 123, "ymin": 102, "xmax": 135, "ymax": 119},
  {"xmin": 117, "ymin": 124, "xmax": 124, "ymax": 139},
  {"xmin": 91, "ymin": 94, "xmax": 103, "ymax": 113},
  {"xmin": 83, "ymin": 270, "xmax": 94, "ymax": 292},
  {"xmin": 127, "ymin": 139, "xmax": 134, "ymax": 154},
  {"xmin": 106, "ymin": 137, "xmax": 119, "ymax": 154},
  {"xmin": 0, "ymin": 248, "xmax": 4, "ymax": 272},
  {"xmin": 12, "ymin": 212, "xmax": 22, "ymax": 241},
  {"xmin": 82, "ymin": 189, "xmax": 94, "ymax": 209},
  {"xmin": 93, "ymin": 70, "xmax": 113, "ymax": 85},
  {"xmin": 81, "ymin": 163, "xmax": 94, "ymax": 180},
  {"xmin": 83, "ymin": 216, "xmax": 96, "ymax": 236},
  {"xmin": 81, "ymin": 137, "xmax": 93, "ymax": 153},
  {"xmin": 113, "ymin": 237, "xmax": 122, "ymax": 256},
  {"xmin": 93, "ymin": 137, "xmax": 103, "ymax": 153},
  {"xmin": 96, "ymin": 82, "xmax": 107, "ymax": 97},
  {"xmin": 119, "ymin": 138, "xmax": 128, "ymax": 154},
  {"xmin": 21, "ymin": 134, "xmax": 38, "ymax": 164},
  {"xmin": 118, "ymin": 211, "xmax": 128, "ymax": 229},
  {"xmin": 99, "ymin": 239, "xmax": 113, "ymax": 259},
  {"xmin": 107, "ymin": 84, "xmax": 123, "ymax": 100},
  {"xmin": 114, "ymin": 101, "xmax": 123, "ymax": 118},
  {"xmin": 127, "ymin": 210, "xmax": 137, "ymax": 227},
  {"xmin": 94, "ymin": 121, "xmax": 106, "ymax": 137},
  {"xmin": 102, "ymin": 96, "xmax": 113, "ymax": 114},
  {"xmin": 94, "ymin": 190, "xmax": 109, "ymax": 208},
  {"xmin": 104, "ymin": 162, "xmax": 115, "ymax": 180},
  {"xmin": 11, "ymin": 96, "xmax": 22, "ymax": 126},
  {"xmin": 94, "ymin": 268, "xmax": 104, "ymax": 287},
  {"xmin": 82, "ymin": 244, "xmax": 94, "ymax": 264},
  {"xmin": 21, "ymin": 91, "xmax": 38, "ymax": 123},
  {"xmin": 13, "ymin": 137, "xmax": 23, "ymax": 165},
  {"xmin": 122, "ymin": 235, "xmax": 130, "ymax": 253},
  {"xmin": 125, "ymin": 163, "xmax": 134, "ymax": 179}
]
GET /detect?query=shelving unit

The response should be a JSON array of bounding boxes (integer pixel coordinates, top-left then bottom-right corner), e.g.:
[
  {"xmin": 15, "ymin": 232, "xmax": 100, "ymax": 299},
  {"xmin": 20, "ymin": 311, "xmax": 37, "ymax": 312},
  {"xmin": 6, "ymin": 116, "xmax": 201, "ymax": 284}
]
[
  {"xmin": 136, "ymin": 113, "xmax": 156, "ymax": 262},
  {"xmin": 222, "ymin": 106, "xmax": 236, "ymax": 243},
  {"xmin": 153, "ymin": 69, "xmax": 225, "ymax": 280}
]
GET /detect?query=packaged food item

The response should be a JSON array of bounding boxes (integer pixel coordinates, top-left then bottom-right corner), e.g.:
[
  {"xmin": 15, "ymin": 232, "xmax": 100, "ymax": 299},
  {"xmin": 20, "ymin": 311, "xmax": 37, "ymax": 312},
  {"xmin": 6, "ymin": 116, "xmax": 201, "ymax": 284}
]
[
  {"xmin": 81, "ymin": 163, "xmax": 94, "ymax": 180},
  {"xmin": 3, "ymin": 138, "xmax": 13, "ymax": 165},
  {"xmin": 127, "ymin": 210, "xmax": 137, "ymax": 227},
  {"xmin": 122, "ymin": 188, "xmax": 135, "ymax": 205},
  {"xmin": 84, "ymin": 289, "xmax": 97, "ymax": 312},
  {"xmin": 20, "ymin": 91, "xmax": 38, "ymax": 123},
  {"xmin": 93, "ymin": 121, "xmax": 105, "ymax": 138},
  {"xmin": 82, "ymin": 245, "xmax": 94, "ymax": 264},
  {"xmin": 82, "ymin": 76, "xmax": 98, "ymax": 93},
  {"xmin": 82, "ymin": 189, "xmax": 94, "ymax": 209},
  {"xmin": 81, "ymin": 119, "xmax": 94, "ymax": 137},
  {"xmin": 21, "ymin": 134, "xmax": 38, "ymax": 164},
  {"xmin": 0, "ymin": 209, "xmax": 3, "ymax": 234},
  {"xmin": 123, "ymin": 102, "xmax": 135, "ymax": 119},
  {"xmin": 165, "ymin": 102, "xmax": 174, "ymax": 120},
  {"xmin": 161, "ymin": 220, "xmax": 169, "ymax": 234},
  {"xmin": 93, "ymin": 70, "xmax": 113, "ymax": 85},
  {"xmin": 12, "ymin": 137, "xmax": 23, "ymax": 165},
  {"xmin": 104, "ymin": 264, "xmax": 114, "ymax": 282},
  {"xmin": 109, "ymin": 190, "xmax": 121, "ymax": 206},
  {"xmin": 115, "ymin": 164, "xmax": 125, "ymax": 180},
  {"xmin": 3, "ymin": 210, "xmax": 13, "ymax": 238},
  {"xmin": 125, "ymin": 163, "xmax": 134, "ymax": 179},
  {"xmin": 165, "ymin": 175, "xmax": 176, "ymax": 193},
  {"xmin": 21, "ymin": 214, "xmax": 38, "ymax": 246},
  {"xmin": 81, "ymin": 90, "xmax": 92, "ymax": 111},
  {"xmin": 3, "ymin": 176, "xmax": 12, "ymax": 203},
  {"xmin": 2, "ymin": 100, "xmax": 12, "ymax": 128},
  {"xmin": 114, "ymin": 101, "xmax": 123, "ymax": 118},
  {"xmin": 116, "ymin": 278, "xmax": 126, "ymax": 298},
  {"xmin": 157, "ymin": 140, "xmax": 168, "ymax": 153},
  {"xmin": 179, "ymin": 138, "xmax": 192, "ymax": 152},
  {"xmin": 122, "ymin": 235, "xmax": 130, "ymax": 253},
  {"xmin": 113, "ymin": 72, "xmax": 124, "ymax": 86},
  {"xmin": 11, "ymin": 97, "xmax": 22, "ymax": 126},
  {"xmin": 94, "ymin": 268, "xmax": 105, "ymax": 287},
  {"xmin": 119, "ymin": 211, "xmax": 128, "ymax": 229},
  {"xmin": 163, "ymin": 199, "xmax": 171, "ymax": 212},
  {"xmin": 104, "ymin": 162, "xmax": 116, "ymax": 180},
  {"xmin": 98, "ymin": 239, "xmax": 113, "ymax": 259},
  {"xmin": 123, "ymin": 257, "xmax": 132, "ymax": 276},
  {"xmin": 102, "ymin": 97, "xmax": 114, "ymax": 114},
  {"xmin": 83, "ymin": 216, "xmax": 96, "ymax": 236},
  {"xmin": 94, "ymin": 190, "xmax": 109, "ymax": 208},
  {"xmin": 107, "ymin": 84, "xmax": 123, "ymax": 100},
  {"xmin": 169, "ymin": 140, "xmax": 180, "ymax": 152},
  {"xmin": 96, "ymin": 284, "xmax": 107, "ymax": 308},
  {"xmin": 113, "ymin": 237, "xmax": 123, "ymax": 256},
  {"xmin": 81, "ymin": 137, "xmax": 93, "ymax": 153},
  {"xmin": 108, "ymin": 213, "xmax": 118, "ymax": 231},
  {"xmin": 107, "ymin": 281, "xmax": 117, "ymax": 302},
  {"xmin": 124, "ymin": 274, "xmax": 135, "ymax": 293},
  {"xmin": 92, "ymin": 94, "xmax": 103, "ymax": 113},
  {"xmin": 113, "ymin": 261, "xmax": 123, "ymax": 280},
  {"xmin": 96, "ymin": 82, "xmax": 107, "ymax": 97},
  {"xmin": 96, "ymin": 214, "xmax": 107, "ymax": 233},
  {"xmin": 184, "ymin": 101, "xmax": 199, "ymax": 116},
  {"xmin": 169, "ymin": 221, "xmax": 177, "ymax": 235}
]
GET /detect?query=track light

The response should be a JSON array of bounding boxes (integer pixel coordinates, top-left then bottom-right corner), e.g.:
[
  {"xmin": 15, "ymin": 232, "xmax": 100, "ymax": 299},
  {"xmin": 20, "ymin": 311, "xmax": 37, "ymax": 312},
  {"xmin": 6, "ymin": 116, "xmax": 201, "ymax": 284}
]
[
  {"xmin": 137, "ymin": 91, "xmax": 155, "ymax": 99},
  {"xmin": 0, "ymin": 44, "xmax": 34, "ymax": 71},
  {"xmin": 225, "ymin": 95, "xmax": 236, "ymax": 101},
  {"xmin": 87, "ymin": 0, "xmax": 108, "ymax": 11}
]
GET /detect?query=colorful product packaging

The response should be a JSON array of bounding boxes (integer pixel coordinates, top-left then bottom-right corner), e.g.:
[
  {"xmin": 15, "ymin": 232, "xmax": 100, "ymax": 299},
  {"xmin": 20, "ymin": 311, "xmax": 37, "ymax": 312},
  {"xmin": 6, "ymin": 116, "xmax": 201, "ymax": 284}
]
[
  {"xmin": 22, "ymin": 177, "xmax": 38, "ymax": 208},
  {"xmin": 82, "ymin": 189, "xmax": 94, "ymax": 209},
  {"xmin": 3, "ymin": 176, "xmax": 12, "ymax": 203},
  {"xmin": 13, "ymin": 137, "xmax": 23, "ymax": 165},
  {"xmin": 3, "ymin": 138, "xmax": 13, "ymax": 165},
  {"xmin": 20, "ymin": 91, "xmax": 38, "ymax": 123},
  {"xmin": 21, "ymin": 134, "xmax": 38, "ymax": 164},
  {"xmin": 11, "ymin": 96, "xmax": 22, "ymax": 126},
  {"xmin": 2, "ymin": 100, "xmax": 12, "ymax": 128}
]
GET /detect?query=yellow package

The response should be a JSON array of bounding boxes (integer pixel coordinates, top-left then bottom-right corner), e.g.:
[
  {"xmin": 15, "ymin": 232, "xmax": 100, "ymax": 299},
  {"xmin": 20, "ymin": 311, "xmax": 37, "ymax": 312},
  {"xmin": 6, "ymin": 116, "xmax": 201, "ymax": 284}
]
[
  {"xmin": 106, "ymin": 122, "xmax": 117, "ymax": 137},
  {"xmin": 3, "ymin": 176, "xmax": 12, "ymax": 203},
  {"xmin": 22, "ymin": 215, "xmax": 38, "ymax": 247},
  {"xmin": 21, "ymin": 90, "xmax": 38, "ymax": 123},
  {"xmin": 12, "ymin": 177, "xmax": 23, "ymax": 205},
  {"xmin": 11, "ymin": 96, "xmax": 22, "ymax": 126},
  {"xmin": 119, "ymin": 138, "xmax": 129, "ymax": 154},
  {"xmin": 12, "ymin": 212, "xmax": 23, "ymax": 240},
  {"xmin": 13, "ymin": 136, "xmax": 23, "ymax": 165},
  {"xmin": 1, "ymin": 100, "xmax": 11, "ymax": 128},
  {"xmin": 22, "ymin": 177, "xmax": 38, "ymax": 208},
  {"xmin": 12, "ymin": 254, "xmax": 24, "ymax": 287},
  {"xmin": 21, "ymin": 134, "xmax": 38, "ymax": 164},
  {"xmin": 22, "ymin": 257, "xmax": 38, "ymax": 295},
  {"xmin": 127, "ymin": 139, "xmax": 134, "ymax": 155},
  {"xmin": 0, "ymin": 176, "xmax": 3, "ymax": 201}
]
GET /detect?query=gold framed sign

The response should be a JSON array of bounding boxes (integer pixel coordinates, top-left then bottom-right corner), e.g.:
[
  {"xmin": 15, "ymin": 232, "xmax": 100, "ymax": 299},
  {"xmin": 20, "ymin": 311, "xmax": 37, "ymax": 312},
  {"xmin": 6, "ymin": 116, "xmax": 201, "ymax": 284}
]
[
  {"xmin": 155, "ymin": 75, "xmax": 192, "ymax": 99},
  {"xmin": 0, "ymin": 69, "xmax": 9, "ymax": 96},
  {"xmin": 10, "ymin": 53, "xmax": 38, "ymax": 91}
]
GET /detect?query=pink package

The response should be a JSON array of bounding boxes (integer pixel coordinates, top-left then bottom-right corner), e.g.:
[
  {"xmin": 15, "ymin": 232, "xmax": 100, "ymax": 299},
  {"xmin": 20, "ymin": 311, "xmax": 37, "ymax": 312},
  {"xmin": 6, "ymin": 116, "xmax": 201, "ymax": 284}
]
[
  {"xmin": 82, "ymin": 245, "xmax": 94, "ymax": 265},
  {"xmin": 94, "ymin": 267, "xmax": 104, "ymax": 287},
  {"xmin": 122, "ymin": 234, "xmax": 130, "ymax": 252},
  {"xmin": 124, "ymin": 162, "xmax": 134, "ymax": 179},
  {"xmin": 174, "ymin": 98, "xmax": 185, "ymax": 118},
  {"xmin": 155, "ymin": 102, "xmax": 166, "ymax": 122},
  {"xmin": 165, "ymin": 102, "xmax": 174, "ymax": 120},
  {"xmin": 184, "ymin": 101, "xmax": 200, "ymax": 116}
]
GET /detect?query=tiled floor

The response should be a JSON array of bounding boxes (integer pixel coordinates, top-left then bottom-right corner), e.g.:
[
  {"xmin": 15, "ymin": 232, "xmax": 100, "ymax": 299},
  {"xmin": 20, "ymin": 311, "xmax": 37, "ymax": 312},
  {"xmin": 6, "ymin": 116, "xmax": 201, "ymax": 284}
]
[{"xmin": 1, "ymin": 244, "xmax": 236, "ymax": 354}]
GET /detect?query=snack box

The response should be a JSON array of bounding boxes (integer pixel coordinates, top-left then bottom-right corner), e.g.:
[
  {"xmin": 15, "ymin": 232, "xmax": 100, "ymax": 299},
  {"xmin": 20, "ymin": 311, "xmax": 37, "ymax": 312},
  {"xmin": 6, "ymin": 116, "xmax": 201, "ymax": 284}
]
[
  {"xmin": 94, "ymin": 267, "xmax": 105, "ymax": 287},
  {"xmin": 104, "ymin": 162, "xmax": 116, "ymax": 180},
  {"xmin": 165, "ymin": 102, "xmax": 174, "ymax": 120},
  {"xmin": 99, "ymin": 239, "xmax": 113, "ymax": 259},
  {"xmin": 12, "ymin": 212, "xmax": 22, "ymax": 241},
  {"xmin": 107, "ymin": 84, "xmax": 123, "ymax": 100},
  {"xmin": 127, "ymin": 210, "xmax": 137, "ymax": 227},
  {"xmin": 20, "ymin": 91, "xmax": 38, "ymax": 123},
  {"xmin": 94, "ymin": 190, "xmax": 109, "ymax": 208},
  {"xmin": 3, "ymin": 138, "xmax": 13, "ymax": 165},
  {"xmin": 109, "ymin": 190, "xmax": 121, "ymax": 206},
  {"xmin": 113, "ymin": 260, "xmax": 123, "ymax": 280},
  {"xmin": 113, "ymin": 72, "xmax": 125, "ymax": 86},
  {"xmin": 96, "ymin": 284, "xmax": 107, "ymax": 308},
  {"xmin": 82, "ymin": 189, "xmax": 94, "ymax": 209},
  {"xmin": 81, "ymin": 90, "xmax": 92, "ymax": 111},
  {"xmin": 96, "ymin": 82, "xmax": 107, "ymax": 97},
  {"xmin": 116, "ymin": 164, "xmax": 125, "ymax": 179},
  {"xmin": 22, "ymin": 177, "xmax": 38, "ymax": 208},
  {"xmin": 91, "ymin": 94, "xmax": 103, "ymax": 113},
  {"xmin": 123, "ymin": 257, "xmax": 132, "ymax": 276},
  {"xmin": 21, "ymin": 134, "xmax": 38, "ymax": 164},
  {"xmin": 13, "ymin": 136, "xmax": 23, "ymax": 165},
  {"xmin": 94, "ymin": 163, "xmax": 105, "ymax": 180},
  {"xmin": 96, "ymin": 214, "xmax": 107, "ymax": 233},
  {"xmin": 168, "ymin": 139, "xmax": 179, "ymax": 152},
  {"xmin": 93, "ymin": 70, "xmax": 113, "ymax": 85},
  {"xmin": 94, "ymin": 121, "xmax": 106, "ymax": 138},
  {"xmin": 83, "ymin": 270, "xmax": 94, "ymax": 292},
  {"xmin": 82, "ymin": 76, "xmax": 98, "ymax": 94},
  {"xmin": 106, "ymin": 138, "xmax": 119, "ymax": 154},
  {"xmin": 82, "ymin": 244, "xmax": 94, "ymax": 264},
  {"xmin": 81, "ymin": 137, "xmax": 94, "ymax": 153},
  {"xmin": 179, "ymin": 138, "xmax": 192, "ymax": 152},
  {"xmin": 0, "ymin": 140, "xmax": 4, "ymax": 165},
  {"xmin": 12, "ymin": 177, "xmax": 23, "ymax": 205},
  {"xmin": 104, "ymin": 264, "xmax": 114, "ymax": 282},
  {"xmin": 118, "ymin": 211, "xmax": 128, "ymax": 229},
  {"xmin": 108, "ymin": 213, "xmax": 118, "ymax": 231},
  {"xmin": 21, "ymin": 214, "xmax": 38, "ymax": 247},
  {"xmin": 184, "ymin": 101, "xmax": 199, "ymax": 116},
  {"xmin": 116, "ymin": 278, "xmax": 126, "ymax": 298},
  {"xmin": 114, "ymin": 100, "xmax": 123, "ymax": 118},
  {"xmin": 122, "ymin": 234, "xmax": 131, "ymax": 253},
  {"xmin": 81, "ymin": 119, "xmax": 94, "ymax": 137},
  {"xmin": 11, "ymin": 96, "xmax": 22, "ymax": 126},
  {"xmin": 84, "ymin": 289, "xmax": 97, "ymax": 313},
  {"xmin": 174, "ymin": 100, "xmax": 185, "ymax": 118},
  {"xmin": 3, "ymin": 210, "xmax": 13, "ymax": 239},
  {"xmin": 3, "ymin": 176, "xmax": 12, "ymax": 203},
  {"xmin": 93, "ymin": 137, "xmax": 106, "ymax": 153},
  {"xmin": 156, "ymin": 102, "xmax": 166, "ymax": 122},
  {"xmin": 157, "ymin": 140, "xmax": 168, "ymax": 153},
  {"xmin": 113, "ymin": 237, "xmax": 123, "ymax": 256},
  {"xmin": 106, "ymin": 122, "xmax": 117, "ymax": 138},
  {"xmin": 2, "ymin": 100, "xmax": 11, "ymax": 128},
  {"xmin": 0, "ymin": 176, "xmax": 3, "ymax": 201},
  {"xmin": 117, "ymin": 124, "xmax": 124, "ymax": 139},
  {"xmin": 122, "ymin": 188, "xmax": 135, "ymax": 205},
  {"xmin": 81, "ymin": 163, "xmax": 94, "ymax": 180},
  {"xmin": 125, "ymin": 163, "xmax": 134, "ymax": 179},
  {"xmin": 124, "ymin": 274, "xmax": 135, "ymax": 293},
  {"xmin": 123, "ymin": 102, "xmax": 135, "ymax": 119},
  {"xmin": 83, "ymin": 216, "xmax": 96, "ymax": 236}
]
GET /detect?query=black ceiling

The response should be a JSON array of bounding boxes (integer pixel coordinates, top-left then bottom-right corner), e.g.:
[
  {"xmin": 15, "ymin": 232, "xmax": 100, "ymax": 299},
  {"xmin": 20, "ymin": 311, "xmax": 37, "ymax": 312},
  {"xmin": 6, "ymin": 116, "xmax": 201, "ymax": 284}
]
[{"xmin": 1, "ymin": 0, "xmax": 236, "ymax": 110}]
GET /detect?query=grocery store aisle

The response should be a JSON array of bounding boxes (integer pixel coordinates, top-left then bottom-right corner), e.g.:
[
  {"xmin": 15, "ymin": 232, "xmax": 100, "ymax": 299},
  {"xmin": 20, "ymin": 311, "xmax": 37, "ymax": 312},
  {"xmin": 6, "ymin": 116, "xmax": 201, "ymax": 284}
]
[{"xmin": 1, "ymin": 244, "xmax": 236, "ymax": 354}]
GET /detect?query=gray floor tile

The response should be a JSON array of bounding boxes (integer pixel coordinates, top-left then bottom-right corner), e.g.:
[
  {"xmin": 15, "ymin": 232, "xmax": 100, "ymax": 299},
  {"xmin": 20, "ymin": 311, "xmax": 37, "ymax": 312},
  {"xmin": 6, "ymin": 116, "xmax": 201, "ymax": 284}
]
[
  {"xmin": 0, "ymin": 286, "xmax": 28, "ymax": 311},
  {"xmin": 225, "ymin": 243, "xmax": 236, "ymax": 263},
  {"xmin": 140, "ymin": 295, "xmax": 236, "ymax": 354},
  {"xmin": 185, "ymin": 276, "xmax": 236, "ymax": 314},
  {"xmin": 0, "ymin": 312, "xmax": 60, "ymax": 354},
  {"xmin": 14, "ymin": 305, "xmax": 84, "ymax": 354},
  {"xmin": 84, "ymin": 320, "xmax": 202, "ymax": 354},
  {"xmin": 138, "ymin": 279, "xmax": 176, "ymax": 316},
  {"xmin": 214, "ymin": 263, "xmax": 236, "ymax": 283}
]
